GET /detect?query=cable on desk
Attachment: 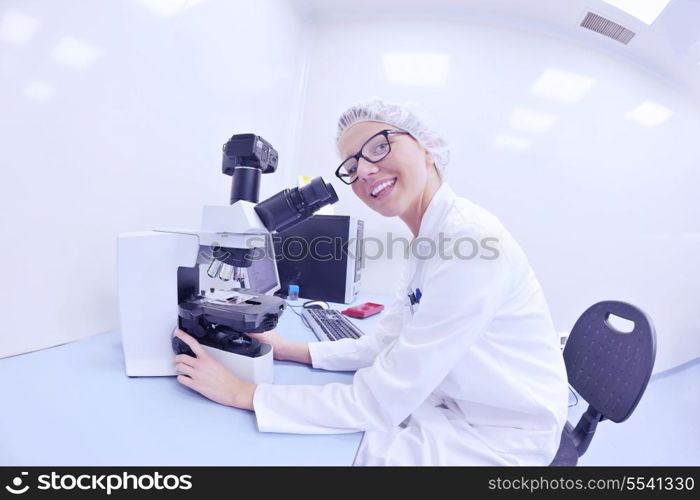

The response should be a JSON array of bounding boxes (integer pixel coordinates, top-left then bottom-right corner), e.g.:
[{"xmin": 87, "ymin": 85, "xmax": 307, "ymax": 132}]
[
  {"xmin": 285, "ymin": 301, "xmax": 313, "ymax": 332},
  {"xmin": 568, "ymin": 386, "xmax": 579, "ymax": 408}
]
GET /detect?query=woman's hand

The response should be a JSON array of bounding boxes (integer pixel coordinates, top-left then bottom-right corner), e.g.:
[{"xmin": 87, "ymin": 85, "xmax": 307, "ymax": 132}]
[
  {"xmin": 247, "ymin": 328, "xmax": 312, "ymax": 365},
  {"xmin": 245, "ymin": 328, "xmax": 290, "ymax": 360},
  {"xmin": 173, "ymin": 329, "xmax": 256, "ymax": 411}
]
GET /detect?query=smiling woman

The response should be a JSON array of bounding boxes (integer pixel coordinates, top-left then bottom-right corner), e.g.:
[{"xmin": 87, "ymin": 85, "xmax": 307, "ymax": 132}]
[
  {"xmin": 334, "ymin": 128, "xmax": 411, "ymax": 187},
  {"xmin": 337, "ymin": 121, "xmax": 439, "ymax": 236},
  {"xmin": 334, "ymin": 100, "xmax": 450, "ymax": 236},
  {"xmin": 175, "ymin": 99, "xmax": 570, "ymax": 466}
]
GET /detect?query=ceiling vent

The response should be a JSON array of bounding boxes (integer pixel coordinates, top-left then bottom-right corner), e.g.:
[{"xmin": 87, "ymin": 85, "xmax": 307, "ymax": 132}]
[{"xmin": 580, "ymin": 11, "xmax": 636, "ymax": 44}]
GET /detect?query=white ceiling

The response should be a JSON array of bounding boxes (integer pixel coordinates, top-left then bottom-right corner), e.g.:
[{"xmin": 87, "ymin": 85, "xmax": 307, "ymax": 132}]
[{"xmin": 295, "ymin": 0, "xmax": 700, "ymax": 107}]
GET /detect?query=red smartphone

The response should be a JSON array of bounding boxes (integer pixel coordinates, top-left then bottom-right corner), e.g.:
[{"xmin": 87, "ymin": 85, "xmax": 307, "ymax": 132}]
[{"xmin": 341, "ymin": 302, "xmax": 385, "ymax": 319}]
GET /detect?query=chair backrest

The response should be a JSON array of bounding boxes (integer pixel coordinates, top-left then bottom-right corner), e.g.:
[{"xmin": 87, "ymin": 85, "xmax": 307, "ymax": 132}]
[{"xmin": 564, "ymin": 300, "xmax": 656, "ymax": 423}]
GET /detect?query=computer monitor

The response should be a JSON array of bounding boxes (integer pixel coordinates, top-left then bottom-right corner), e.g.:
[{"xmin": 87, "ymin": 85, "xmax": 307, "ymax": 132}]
[
  {"xmin": 246, "ymin": 233, "xmax": 281, "ymax": 295},
  {"xmin": 275, "ymin": 215, "xmax": 363, "ymax": 303}
]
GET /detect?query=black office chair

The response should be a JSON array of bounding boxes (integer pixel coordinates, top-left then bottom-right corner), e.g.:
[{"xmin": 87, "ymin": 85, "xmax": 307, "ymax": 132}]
[{"xmin": 550, "ymin": 300, "xmax": 657, "ymax": 466}]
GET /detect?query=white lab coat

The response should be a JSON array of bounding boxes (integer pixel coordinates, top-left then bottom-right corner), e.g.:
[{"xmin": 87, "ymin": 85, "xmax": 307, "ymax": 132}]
[{"xmin": 254, "ymin": 182, "xmax": 569, "ymax": 466}]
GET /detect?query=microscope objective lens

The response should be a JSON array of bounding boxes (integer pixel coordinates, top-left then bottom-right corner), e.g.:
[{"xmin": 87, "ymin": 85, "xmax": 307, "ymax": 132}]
[
  {"xmin": 220, "ymin": 264, "xmax": 234, "ymax": 281},
  {"xmin": 207, "ymin": 259, "xmax": 223, "ymax": 278}
]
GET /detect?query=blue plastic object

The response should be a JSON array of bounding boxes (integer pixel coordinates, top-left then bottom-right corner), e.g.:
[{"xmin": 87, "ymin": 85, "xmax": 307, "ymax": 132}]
[
  {"xmin": 550, "ymin": 300, "xmax": 656, "ymax": 466},
  {"xmin": 288, "ymin": 284, "xmax": 299, "ymax": 301}
]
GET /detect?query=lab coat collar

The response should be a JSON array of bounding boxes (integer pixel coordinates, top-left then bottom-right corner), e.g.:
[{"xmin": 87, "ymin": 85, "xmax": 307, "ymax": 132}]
[
  {"xmin": 407, "ymin": 182, "xmax": 457, "ymax": 261},
  {"xmin": 415, "ymin": 181, "xmax": 456, "ymax": 242}
]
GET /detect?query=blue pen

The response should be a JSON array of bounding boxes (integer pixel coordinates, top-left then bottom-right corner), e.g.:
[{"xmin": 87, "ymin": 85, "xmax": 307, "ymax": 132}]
[{"xmin": 408, "ymin": 288, "xmax": 423, "ymax": 308}]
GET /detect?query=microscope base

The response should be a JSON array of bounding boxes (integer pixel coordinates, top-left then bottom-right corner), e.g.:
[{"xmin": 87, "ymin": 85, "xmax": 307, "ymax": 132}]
[{"xmin": 202, "ymin": 343, "xmax": 273, "ymax": 384}]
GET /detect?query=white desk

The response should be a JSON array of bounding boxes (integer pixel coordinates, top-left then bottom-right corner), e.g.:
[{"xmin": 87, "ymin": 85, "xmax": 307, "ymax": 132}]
[{"xmin": 0, "ymin": 295, "xmax": 388, "ymax": 465}]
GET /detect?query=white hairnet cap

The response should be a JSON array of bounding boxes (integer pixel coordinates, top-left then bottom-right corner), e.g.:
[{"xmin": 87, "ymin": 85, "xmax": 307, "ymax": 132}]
[{"xmin": 336, "ymin": 99, "xmax": 450, "ymax": 176}]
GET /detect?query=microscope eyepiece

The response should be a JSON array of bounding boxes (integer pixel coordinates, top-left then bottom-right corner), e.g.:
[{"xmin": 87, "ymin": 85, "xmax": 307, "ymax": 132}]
[
  {"xmin": 222, "ymin": 132, "xmax": 339, "ymax": 232},
  {"xmin": 254, "ymin": 177, "xmax": 338, "ymax": 233}
]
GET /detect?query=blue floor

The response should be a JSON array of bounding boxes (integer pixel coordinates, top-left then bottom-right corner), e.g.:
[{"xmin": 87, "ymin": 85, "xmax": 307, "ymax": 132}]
[{"xmin": 567, "ymin": 357, "xmax": 700, "ymax": 466}]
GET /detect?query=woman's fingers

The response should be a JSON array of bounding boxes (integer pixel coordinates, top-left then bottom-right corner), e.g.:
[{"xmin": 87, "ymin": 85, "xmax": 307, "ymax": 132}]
[
  {"xmin": 177, "ymin": 374, "xmax": 195, "ymax": 389},
  {"xmin": 175, "ymin": 362, "xmax": 194, "ymax": 377},
  {"xmin": 246, "ymin": 329, "xmax": 280, "ymax": 343},
  {"xmin": 172, "ymin": 341, "xmax": 255, "ymax": 410},
  {"xmin": 175, "ymin": 354, "xmax": 197, "ymax": 367},
  {"xmin": 174, "ymin": 329, "xmax": 207, "ymax": 358}
]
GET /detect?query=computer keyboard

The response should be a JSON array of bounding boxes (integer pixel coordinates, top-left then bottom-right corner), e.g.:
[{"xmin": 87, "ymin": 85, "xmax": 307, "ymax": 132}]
[{"xmin": 302, "ymin": 308, "xmax": 365, "ymax": 342}]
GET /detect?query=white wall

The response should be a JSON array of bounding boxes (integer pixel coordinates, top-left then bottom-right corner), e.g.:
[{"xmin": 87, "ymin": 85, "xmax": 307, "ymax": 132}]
[
  {"xmin": 295, "ymin": 18, "xmax": 700, "ymax": 373},
  {"xmin": 0, "ymin": 0, "xmax": 310, "ymax": 358},
  {"xmin": 2, "ymin": 2, "xmax": 698, "ymax": 375}
]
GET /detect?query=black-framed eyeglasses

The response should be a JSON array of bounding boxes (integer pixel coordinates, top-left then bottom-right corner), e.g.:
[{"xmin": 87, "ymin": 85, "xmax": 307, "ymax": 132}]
[{"xmin": 334, "ymin": 129, "xmax": 410, "ymax": 185}]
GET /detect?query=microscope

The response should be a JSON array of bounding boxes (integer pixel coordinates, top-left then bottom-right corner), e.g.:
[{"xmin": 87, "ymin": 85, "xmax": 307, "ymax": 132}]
[{"xmin": 118, "ymin": 134, "xmax": 338, "ymax": 383}]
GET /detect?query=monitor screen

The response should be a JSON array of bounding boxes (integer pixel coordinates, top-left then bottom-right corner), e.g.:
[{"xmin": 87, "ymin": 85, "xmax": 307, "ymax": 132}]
[{"xmin": 246, "ymin": 234, "xmax": 280, "ymax": 295}]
